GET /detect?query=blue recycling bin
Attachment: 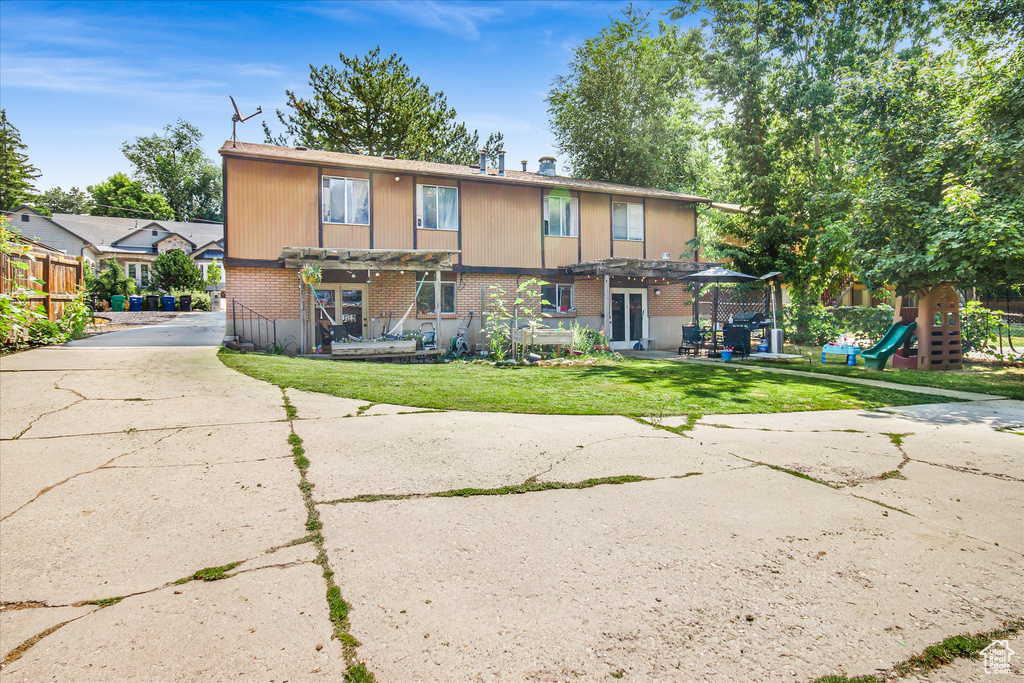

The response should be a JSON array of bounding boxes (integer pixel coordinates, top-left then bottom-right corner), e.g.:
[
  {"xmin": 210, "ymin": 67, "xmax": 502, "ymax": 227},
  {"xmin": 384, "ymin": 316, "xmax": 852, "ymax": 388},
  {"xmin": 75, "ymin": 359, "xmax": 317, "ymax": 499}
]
[
  {"xmin": 128, "ymin": 296, "xmax": 143, "ymax": 312},
  {"xmin": 162, "ymin": 296, "xmax": 176, "ymax": 312}
]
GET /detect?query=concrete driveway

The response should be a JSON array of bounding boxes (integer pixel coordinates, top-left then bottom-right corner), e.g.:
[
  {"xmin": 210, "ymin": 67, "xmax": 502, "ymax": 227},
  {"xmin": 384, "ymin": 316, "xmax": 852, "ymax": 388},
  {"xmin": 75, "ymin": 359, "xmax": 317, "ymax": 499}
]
[{"xmin": 1, "ymin": 312, "xmax": 1021, "ymax": 682}]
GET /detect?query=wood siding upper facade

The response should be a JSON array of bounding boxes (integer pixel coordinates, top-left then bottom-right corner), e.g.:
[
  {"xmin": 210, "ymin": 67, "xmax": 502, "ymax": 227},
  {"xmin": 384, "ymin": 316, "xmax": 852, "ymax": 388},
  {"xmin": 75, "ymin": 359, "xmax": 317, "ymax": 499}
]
[{"xmin": 224, "ymin": 156, "xmax": 700, "ymax": 270}]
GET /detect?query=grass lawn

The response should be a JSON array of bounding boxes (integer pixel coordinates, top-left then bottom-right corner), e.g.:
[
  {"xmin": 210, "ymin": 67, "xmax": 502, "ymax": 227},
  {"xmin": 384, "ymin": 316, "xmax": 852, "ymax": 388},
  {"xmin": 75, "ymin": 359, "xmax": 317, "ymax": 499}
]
[
  {"xmin": 220, "ymin": 350, "xmax": 937, "ymax": 417},
  {"xmin": 740, "ymin": 354, "xmax": 1024, "ymax": 400}
]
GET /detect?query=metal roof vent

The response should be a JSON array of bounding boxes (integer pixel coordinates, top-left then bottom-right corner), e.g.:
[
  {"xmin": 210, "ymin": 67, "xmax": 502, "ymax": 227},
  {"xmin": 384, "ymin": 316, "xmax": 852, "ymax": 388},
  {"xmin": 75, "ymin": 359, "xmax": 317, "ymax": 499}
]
[{"xmin": 538, "ymin": 156, "xmax": 557, "ymax": 177}]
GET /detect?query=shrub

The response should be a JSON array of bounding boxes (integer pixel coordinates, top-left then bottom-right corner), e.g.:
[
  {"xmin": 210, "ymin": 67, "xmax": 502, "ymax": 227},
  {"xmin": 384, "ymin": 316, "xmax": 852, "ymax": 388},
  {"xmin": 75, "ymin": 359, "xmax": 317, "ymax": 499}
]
[
  {"xmin": 151, "ymin": 249, "xmax": 203, "ymax": 291},
  {"xmin": 960, "ymin": 301, "xmax": 1002, "ymax": 352},
  {"xmin": 87, "ymin": 258, "xmax": 135, "ymax": 302},
  {"xmin": 28, "ymin": 319, "xmax": 67, "ymax": 346},
  {"xmin": 783, "ymin": 304, "xmax": 895, "ymax": 346},
  {"xmin": 59, "ymin": 288, "xmax": 92, "ymax": 340},
  {"xmin": 169, "ymin": 288, "xmax": 211, "ymax": 311},
  {"xmin": 1, "ymin": 218, "xmax": 47, "ymax": 348}
]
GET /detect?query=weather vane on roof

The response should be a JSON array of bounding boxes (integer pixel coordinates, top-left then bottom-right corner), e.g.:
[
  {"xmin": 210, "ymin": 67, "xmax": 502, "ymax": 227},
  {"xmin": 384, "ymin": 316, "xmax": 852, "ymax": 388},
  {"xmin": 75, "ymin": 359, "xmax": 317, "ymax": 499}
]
[{"xmin": 229, "ymin": 95, "xmax": 262, "ymax": 149}]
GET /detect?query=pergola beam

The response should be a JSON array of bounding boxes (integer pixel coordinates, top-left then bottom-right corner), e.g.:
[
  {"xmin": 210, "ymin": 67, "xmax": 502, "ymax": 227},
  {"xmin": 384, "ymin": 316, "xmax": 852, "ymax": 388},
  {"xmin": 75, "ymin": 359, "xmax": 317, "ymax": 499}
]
[{"xmin": 280, "ymin": 247, "xmax": 458, "ymax": 271}]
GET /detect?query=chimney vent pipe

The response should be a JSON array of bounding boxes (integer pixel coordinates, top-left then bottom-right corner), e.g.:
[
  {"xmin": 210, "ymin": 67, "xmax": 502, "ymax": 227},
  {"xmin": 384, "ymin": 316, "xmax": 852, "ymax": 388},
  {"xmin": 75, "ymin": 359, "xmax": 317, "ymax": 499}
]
[
  {"xmin": 497, "ymin": 150, "xmax": 506, "ymax": 176},
  {"xmin": 479, "ymin": 149, "xmax": 487, "ymax": 174},
  {"xmin": 521, "ymin": 160, "xmax": 528, "ymax": 172},
  {"xmin": 538, "ymin": 156, "xmax": 557, "ymax": 177}
]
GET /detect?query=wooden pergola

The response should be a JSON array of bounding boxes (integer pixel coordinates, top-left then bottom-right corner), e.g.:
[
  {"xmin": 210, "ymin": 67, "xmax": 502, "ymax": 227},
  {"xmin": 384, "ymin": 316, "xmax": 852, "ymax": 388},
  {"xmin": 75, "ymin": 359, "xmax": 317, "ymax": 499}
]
[
  {"xmin": 562, "ymin": 258, "xmax": 715, "ymax": 341},
  {"xmin": 280, "ymin": 247, "xmax": 459, "ymax": 271},
  {"xmin": 562, "ymin": 257, "xmax": 712, "ymax": 279},
  {"xmin": 281, "ymin": 247, "xmax": 460, "ymax": 354}
]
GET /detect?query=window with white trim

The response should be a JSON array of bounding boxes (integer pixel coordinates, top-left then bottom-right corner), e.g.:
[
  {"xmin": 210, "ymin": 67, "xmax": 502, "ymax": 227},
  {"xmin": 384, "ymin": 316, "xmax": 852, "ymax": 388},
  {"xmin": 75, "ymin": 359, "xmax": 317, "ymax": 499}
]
[
  {"xmin": 322, "ymin": 176, "xmax": 370, "ymax": 225},
  {"xmin": 612, "ymin": 201, "xmax": 644, "ymax": 241},
  {"xmin": 541, "ymin": 284, "xmax": 574, "ymax": 314},
  {"xmin": 417, "ymin": 184, "xmax": 458, "ymax": 231},
  {"xmin": 543, "ymin": 195, "xmax": 578, "ymax": 237},
  {"xmin": 416, "ymin": 276, "xmax": 457, "ymax": 314},
  {"xmin": 126, "ymin": 262, "xmax": 150, "ymax": 287}
]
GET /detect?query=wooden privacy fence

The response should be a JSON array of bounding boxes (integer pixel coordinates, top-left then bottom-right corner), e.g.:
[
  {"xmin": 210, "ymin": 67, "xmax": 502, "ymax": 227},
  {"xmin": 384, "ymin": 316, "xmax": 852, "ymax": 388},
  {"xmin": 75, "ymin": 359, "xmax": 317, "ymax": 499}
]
[{"xmin": 1, "ymin": 249, "xmax": 85, "ymax": 321}]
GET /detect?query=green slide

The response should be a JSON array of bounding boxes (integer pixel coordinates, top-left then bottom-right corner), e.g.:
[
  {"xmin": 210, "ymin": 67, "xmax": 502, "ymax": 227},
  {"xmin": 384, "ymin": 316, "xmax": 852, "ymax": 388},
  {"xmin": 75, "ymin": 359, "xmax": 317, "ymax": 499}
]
[{"xmin": 862, "ymin": 321, "xmax": 917, "ymax": 370}]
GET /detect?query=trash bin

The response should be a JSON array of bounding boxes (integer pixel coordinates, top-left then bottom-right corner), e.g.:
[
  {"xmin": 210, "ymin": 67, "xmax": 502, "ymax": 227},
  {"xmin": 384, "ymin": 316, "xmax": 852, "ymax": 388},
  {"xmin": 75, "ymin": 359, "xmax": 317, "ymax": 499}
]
[
  {"xmin": 179, "ymin": 294, "xmax": 192, "ymax": 312},
  {"xmin": 111, "ymin": 295, "xmax": 125, "ymax": 312},
  {"xmin": 162, "ymin": 296, "xmax": 176, "ymax": 312},
  {"xmin": 128, "ymin": 296, "xmax": 143, "ymax": 312},
  {"xmin": 145, "ymin": 295, "xmax": 160, "ymax": 311}
]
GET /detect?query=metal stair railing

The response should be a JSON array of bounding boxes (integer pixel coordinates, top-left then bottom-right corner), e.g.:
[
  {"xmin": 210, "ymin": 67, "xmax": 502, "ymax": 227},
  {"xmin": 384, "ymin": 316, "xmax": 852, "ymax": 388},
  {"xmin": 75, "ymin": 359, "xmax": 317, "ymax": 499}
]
[{"xmin": 230, "ymin": 299, "xmax": 277, "ymax": 351}]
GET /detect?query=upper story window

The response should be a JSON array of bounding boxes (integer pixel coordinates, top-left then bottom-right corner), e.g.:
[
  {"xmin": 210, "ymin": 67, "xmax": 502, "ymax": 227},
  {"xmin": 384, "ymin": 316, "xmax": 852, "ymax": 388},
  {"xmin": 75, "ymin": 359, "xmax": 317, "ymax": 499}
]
[
  {"xmin": 322, "ymin": 176, "xmax": 370, "ymax": 225},
  {"xmin": 417, "ymin": 184, "xmax": 458, "ymax": 231},
  {"xmin": 612, "ymin": 201, "xmax": 644, "ymax": 241},
  {"xmin": 543, "ymin": 195, "xmax": 578, "ymax": 237}
]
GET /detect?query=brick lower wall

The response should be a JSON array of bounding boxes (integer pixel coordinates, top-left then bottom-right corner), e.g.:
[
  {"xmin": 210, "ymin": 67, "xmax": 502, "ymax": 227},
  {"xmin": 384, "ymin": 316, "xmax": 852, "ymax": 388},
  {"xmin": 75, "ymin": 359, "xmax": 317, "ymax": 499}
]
[
  {"xmin": 225, "ymin": 265, "xmax": 695, "ymax": 350},
  {"xmin": 225, "ymin": 266, "xmax": 300, "ymax": 320}
]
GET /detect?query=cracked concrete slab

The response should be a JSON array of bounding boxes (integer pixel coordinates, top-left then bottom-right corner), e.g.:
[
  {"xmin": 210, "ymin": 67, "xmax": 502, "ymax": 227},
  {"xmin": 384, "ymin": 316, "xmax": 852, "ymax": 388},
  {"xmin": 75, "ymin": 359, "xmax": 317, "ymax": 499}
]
[
  {"xmin": 900, "ymin": 428, "xmax": 1023, "ymax": 481},
  {"xmin": 692, "ymin": 427, "xmax": 907, "ymax": 485},
  {"xmin": 18, "ymin": 394, "xmax": 285, "ymax": 439},
  {"xmin": 320, "ymin": 468, "xmax": 1023, "ymax": 683},
  {"xmin": 851, "ymin": 460, "xmax": 1024, "ymax": 553},
  {"xmin": 1, "ymin": 605, "xmax": 98, "ymax": 663},
  {"xmin": 285, "ymin": 388, "xmax": 368, "ymax": 419},
  {"xmin": 296, "ymin": 411, "xmax": 731, "ymax": 501},
  {"xmin": 878, "ymin": 399, "xmax": 1024, "ymax": 427},
  {"xmin": 696, "ymin": 407, "xmax": 927, "ymax": 434},
  {"xmin": 0, "ymin": 431, "xmax": 169, "ymax": 519},
  {"xmin": 111, "ymin": 422, "xmax": 293, "ymax": 468},
  {"xmin": 0, "ymin": 371, "xmax": 81, "ymax": 440},
  {"xmin": 0, "ymin": 562, "xmax": 345, "ymax": 682},
  {"xmin": 0, "ymin": 456, "xmax": 304, "ymax": 605}
]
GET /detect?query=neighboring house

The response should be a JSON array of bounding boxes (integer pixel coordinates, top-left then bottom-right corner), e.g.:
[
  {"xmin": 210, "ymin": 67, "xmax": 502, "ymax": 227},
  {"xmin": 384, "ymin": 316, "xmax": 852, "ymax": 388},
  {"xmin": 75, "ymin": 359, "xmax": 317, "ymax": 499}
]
[
  {"xmin": 220, "ymin": 141, "xmax": 715, "ymax": 351},
  {"xmin": 1, "ymin": 206, "xmax": 224, "ymax": 289}
]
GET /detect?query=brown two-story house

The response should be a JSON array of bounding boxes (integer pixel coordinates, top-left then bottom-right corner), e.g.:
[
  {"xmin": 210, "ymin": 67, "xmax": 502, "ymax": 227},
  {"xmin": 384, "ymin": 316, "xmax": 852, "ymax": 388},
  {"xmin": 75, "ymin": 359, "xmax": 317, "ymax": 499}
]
[{"xmin": 220, "ymin": 141, "xmax": 712, "ymax": 353}]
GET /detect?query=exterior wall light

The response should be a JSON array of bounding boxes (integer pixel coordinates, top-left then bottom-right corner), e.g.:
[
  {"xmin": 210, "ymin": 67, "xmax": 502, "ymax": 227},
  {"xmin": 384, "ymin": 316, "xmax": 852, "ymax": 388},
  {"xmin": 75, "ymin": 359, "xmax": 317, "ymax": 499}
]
[{"xmin": 654, "ymin": 288, "xmax": 662, "ymax": 296}]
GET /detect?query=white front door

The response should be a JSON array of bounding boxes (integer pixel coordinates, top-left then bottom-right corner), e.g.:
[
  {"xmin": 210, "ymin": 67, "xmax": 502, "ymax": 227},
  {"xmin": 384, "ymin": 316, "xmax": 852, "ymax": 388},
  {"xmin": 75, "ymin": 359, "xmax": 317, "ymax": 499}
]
[{"xmin": 609, "ymin": 288, "xmax": 648, "ymax": 350}]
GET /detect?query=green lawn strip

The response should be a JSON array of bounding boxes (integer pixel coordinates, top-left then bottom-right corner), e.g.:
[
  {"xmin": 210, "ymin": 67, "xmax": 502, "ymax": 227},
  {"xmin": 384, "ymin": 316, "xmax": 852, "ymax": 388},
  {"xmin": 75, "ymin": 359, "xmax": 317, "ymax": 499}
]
[
  {"xmin": 220, "ymin": 351, "xmax": 932, "ymax": 417},
  {"xmin": 811, "ymin": 617, "xmax": 1023, "ymax": 682},
  {"xmin": 281, "ymin": 390, "xmax": 375, "ymax": 682},
  {"xmin": 320, "ymin": 474, "xmax": 660, "ymax": 505},
  {"xmin": 740, "ymin": 357, "xmax": 1023, "ymax": 399}
]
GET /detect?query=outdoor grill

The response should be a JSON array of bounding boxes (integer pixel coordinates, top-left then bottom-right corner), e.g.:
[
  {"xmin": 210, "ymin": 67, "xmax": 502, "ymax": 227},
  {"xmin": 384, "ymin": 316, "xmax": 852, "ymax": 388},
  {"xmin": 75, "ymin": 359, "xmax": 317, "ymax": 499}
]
[{"xmin": 730, "ymin": 311, "xmax": 770, "ymax": 333}]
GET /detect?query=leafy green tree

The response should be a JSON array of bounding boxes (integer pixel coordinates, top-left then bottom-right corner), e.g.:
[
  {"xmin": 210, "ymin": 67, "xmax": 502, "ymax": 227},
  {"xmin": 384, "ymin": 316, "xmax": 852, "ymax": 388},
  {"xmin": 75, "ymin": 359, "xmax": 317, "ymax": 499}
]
[
  {"xmin": 841, "ymin": 4, "xmax": 1023, "ymax": 293},
  {"xmin": 205, "ymin": 257, "xmax": 222, "ymax": 287},
  {"xmin": 669, "ymin": 0, "xmax": 933, "ymax": 326},
  {"xmin": 547, "ymin": 7, "xmax": 705, "ymax": 191},
  {"xmin": 266, "ymin": 47, "xmax": 498, "ymax": 165},
  {"xmin": 151, "ymin": 249, "xmax": 203, "ymax": 291},
  {"xmin": 35, "ymin": 186, "xmax": 92, "ymax": 215},
  {"xmin": 122, "ymin": 120, "xmax": 222, "ymax": 222},
  {"xmin": 87, "ymin": 173, "xmax": 174, "ymax": 220},
  {"xmin": 0, "ymin": 110, "xmax": 41, "ymax": 212}
]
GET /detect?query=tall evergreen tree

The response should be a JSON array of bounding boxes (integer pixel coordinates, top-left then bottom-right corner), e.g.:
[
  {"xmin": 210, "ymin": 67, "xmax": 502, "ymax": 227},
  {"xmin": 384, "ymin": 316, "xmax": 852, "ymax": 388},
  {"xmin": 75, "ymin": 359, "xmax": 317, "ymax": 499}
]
[
  {"xmin": 0, "ymin": 110, "xmax": 41, "ymax": 212},
  {"xmin": 265, "ymin": 47, "xmax": 499, "ymax": 166}
]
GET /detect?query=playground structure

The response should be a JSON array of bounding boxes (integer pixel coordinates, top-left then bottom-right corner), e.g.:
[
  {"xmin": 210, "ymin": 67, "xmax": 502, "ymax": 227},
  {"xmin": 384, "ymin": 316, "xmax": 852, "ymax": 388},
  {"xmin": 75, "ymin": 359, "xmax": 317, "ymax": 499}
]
[{"xmin": 863, "ymin": 283, "xmax": 963, "ymax": 371}]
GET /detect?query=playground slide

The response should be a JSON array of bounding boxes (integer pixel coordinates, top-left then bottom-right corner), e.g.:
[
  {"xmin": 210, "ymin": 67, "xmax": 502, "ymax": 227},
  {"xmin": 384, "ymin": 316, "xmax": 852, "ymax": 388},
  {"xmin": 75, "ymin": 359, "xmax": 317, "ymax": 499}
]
[{"xmin": 862, "ymin": 321, "xmax": 917, "ymax": 370}]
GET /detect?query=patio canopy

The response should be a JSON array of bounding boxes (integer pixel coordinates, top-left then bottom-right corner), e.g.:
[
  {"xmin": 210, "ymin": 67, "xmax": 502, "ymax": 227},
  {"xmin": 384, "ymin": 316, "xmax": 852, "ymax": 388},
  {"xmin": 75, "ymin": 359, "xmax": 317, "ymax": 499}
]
[
  {"xmin": 562, "ymin": 257, "xmax": 711, "ymax": 279},
  {"xmin": 280, "ymin": 247, "xmax": 459, "ymax": 271},
  {"xmin": 679, "ymin": 266, "xmax": 760, "ymax": 284}
]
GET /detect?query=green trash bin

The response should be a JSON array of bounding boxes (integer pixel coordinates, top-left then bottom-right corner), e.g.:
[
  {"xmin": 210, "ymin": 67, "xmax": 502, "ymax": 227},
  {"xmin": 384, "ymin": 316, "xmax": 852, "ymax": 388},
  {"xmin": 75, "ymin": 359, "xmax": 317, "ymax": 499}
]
[{"xmin": 111, "ymin": 295, "xmax": 126, "ymax": 312}]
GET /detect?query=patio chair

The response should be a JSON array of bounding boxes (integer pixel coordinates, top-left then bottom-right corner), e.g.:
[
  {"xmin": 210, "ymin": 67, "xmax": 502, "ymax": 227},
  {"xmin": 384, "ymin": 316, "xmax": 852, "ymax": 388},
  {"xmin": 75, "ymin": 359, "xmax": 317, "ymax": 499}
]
[
  {"xmin": 678, "ymin": 325, "xmax": 706, "ymax": 356},
  {"xmin": 722, "ymin": 325, "xmax": 752, "ymax": 359}
]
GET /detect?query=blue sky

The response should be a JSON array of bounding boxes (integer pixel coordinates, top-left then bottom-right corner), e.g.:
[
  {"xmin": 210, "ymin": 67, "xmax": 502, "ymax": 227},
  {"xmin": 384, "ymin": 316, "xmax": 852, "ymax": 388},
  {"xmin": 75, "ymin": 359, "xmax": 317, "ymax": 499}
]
[{"xmin": 0, "ymin": 0, "xmax": 688, "ymax": 192}]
